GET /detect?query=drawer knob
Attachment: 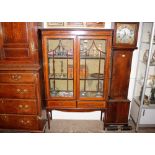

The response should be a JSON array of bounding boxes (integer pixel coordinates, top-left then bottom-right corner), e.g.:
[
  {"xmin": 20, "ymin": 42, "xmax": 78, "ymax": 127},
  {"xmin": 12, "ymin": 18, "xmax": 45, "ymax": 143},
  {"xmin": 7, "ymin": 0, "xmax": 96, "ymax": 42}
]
[
  {"xmin": 11, "ymin": 74, "xmax": 22, "ymax": 81},
  {"xmin": 24, "ymin": 105, "xmax": 29, "ymax": 109},
  {"xmin": 18, "ymin": 104, "xmax": 23, "ymax": 109},
  {"xmin": 122, "ymin": 54, "xmax": 126, "ymax": 58}
]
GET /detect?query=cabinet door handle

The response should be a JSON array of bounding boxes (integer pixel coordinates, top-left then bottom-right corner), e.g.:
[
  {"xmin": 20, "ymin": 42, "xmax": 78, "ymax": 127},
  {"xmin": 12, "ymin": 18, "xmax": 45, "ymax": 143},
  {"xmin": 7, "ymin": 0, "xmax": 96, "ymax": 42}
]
[
  {"xmin": 11, "ymin": 74, "xmax": 22, "ymax": 81},
  {"xmin": 143, "ymin": 110, "xmax": 145, "ymax": 116}
]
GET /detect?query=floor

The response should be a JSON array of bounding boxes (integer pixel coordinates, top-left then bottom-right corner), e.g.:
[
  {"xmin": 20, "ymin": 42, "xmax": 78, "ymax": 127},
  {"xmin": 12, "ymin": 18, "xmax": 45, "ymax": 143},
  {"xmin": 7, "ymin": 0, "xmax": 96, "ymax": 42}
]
[{"xmin": 45, "ymin": 119, "xmax": 155, "ymax": 133}]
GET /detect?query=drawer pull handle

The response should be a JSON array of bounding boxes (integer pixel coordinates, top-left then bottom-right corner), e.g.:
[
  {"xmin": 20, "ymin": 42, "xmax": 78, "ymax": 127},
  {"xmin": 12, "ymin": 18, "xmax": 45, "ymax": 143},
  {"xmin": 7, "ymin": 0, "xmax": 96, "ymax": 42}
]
[
  {"xmin": 20, "ymin": 120, "xmax": 30, "ymax": 124},
  {"xmin": 11, "ymin": 74, "xmax": 22, "ymax": 81},
  {"xmin": 18, "ymin": 104, "xmax": 29, "ymax": 110},
  {"xmin": 0, "ymin": 115, "xmax": 8, "ymax": 121},
  {"xmin": 16, "ymin": 89, "xmax": 28, "ymax": 94}
]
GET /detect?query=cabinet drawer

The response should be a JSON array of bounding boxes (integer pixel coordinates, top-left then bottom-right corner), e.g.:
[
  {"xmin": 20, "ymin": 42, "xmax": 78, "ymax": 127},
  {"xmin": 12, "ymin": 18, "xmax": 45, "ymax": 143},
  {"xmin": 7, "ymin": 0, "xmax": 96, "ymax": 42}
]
[
  {"xmin": 47, "ymin": 101, "xmax": 76, "ymax": 108},
  {"xmin": 0, "ymin": 99, "xmax": 37, "ymax": 115},
  {"xmin": 0, "ymin": 114, "xmax": 39, "ymax": 130},
  {"xmin": 0, "ymin": 84, "xmax": 36, "ymax": 99},
  {"xmin": 0, "ymin": 73, "xmax": 35, "ymax": 83},
  {"xmin": 77, "ymin": 101, "xmax": 106, "ymax": 109}
]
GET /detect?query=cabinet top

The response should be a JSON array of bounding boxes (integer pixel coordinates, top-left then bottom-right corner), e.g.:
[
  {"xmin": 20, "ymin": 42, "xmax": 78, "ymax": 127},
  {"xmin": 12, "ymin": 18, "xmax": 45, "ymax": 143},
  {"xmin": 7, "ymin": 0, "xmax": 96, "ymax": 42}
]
[{"xmin": 39, "ymin": 28, "xmax": 113, "ymax": 36}]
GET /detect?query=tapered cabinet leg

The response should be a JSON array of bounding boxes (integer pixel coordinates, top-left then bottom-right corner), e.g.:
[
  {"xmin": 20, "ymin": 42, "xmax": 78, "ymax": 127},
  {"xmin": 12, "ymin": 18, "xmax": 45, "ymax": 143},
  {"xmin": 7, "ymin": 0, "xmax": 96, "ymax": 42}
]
[{"xmin": 46, "ymin": 110, "xmax": 51, "ymax": 129}]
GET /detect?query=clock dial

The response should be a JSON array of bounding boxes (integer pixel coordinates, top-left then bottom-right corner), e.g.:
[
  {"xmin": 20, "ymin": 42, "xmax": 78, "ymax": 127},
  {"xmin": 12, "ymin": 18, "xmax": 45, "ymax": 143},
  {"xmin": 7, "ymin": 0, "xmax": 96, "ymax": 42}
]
[{"xmin": 116, "ymin": 23, "xmax": 136, "ymax": 44}]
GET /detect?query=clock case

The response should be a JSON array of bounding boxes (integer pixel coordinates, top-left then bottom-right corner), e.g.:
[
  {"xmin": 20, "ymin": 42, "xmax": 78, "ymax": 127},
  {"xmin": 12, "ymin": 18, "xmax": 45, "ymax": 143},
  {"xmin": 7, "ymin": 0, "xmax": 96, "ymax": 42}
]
[{"xmin": 113, "ymin": 22, "xmax": 139, "ymax": 48}]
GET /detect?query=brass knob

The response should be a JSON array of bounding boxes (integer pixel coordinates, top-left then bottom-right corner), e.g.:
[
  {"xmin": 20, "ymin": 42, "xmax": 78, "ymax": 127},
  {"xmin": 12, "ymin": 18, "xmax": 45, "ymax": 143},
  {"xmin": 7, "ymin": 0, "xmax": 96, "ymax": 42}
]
[
  {"xmin": 23, "ymin": 89, "xmax": 28, "ymax": 93},
  {"xmin": 18, "ymin": 104, "xmax": 23, "ymax": 109},
  {"xmin": 17, "ymin": 89, "xmax": 21, "ymax": 93},
  {"xmin": 24, "ymin": 105, "xmax": 29, "ymax": 109},
  {"xmin": 122, "ymin": 54, "xmax": 126, "ymax": 58},
  {"xmin": 11, "ymin": 74, "xmax": 22, "ymax": 81}
]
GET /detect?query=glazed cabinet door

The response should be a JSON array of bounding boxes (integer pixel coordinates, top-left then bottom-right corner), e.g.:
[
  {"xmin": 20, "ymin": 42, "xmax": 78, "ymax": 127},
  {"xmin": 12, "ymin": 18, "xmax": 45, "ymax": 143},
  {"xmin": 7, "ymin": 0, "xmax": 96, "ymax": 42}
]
[
  {"xmin": 42, "ymin": 35, "xmax": 76, "ymax": 100},
  {"xmin": 77, "ymin": 36, "xmax": 112, "ymax": 100},
  {"xmin": 0, "ymin": 22, "xmax": 39, "ymax": 64}
]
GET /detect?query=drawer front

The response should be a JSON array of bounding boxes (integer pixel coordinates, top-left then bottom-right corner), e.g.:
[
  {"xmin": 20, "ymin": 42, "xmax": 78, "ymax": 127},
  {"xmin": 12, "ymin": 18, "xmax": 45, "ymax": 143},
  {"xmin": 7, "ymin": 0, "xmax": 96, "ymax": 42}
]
[
  {"xmin": 47, "ymin": 101, "xmax": 76, "ymax": 108},
  {"xmin": 77, "ymin": 101, "xmax": 106, "ymax": 109},
  {"xmin": 0, "ymin": 84, "xmax": 36, "ymax": 99},
  {"xmin": 0, "ymin": 114, "xmax": 39, "ymax": 130},
  {"xmin": 0, "ymin": 73, "xmax": 35, "ymax": 83},
  {"xmin": 0, "ymin": 99, "xmax": 37, "ymax": 114}
]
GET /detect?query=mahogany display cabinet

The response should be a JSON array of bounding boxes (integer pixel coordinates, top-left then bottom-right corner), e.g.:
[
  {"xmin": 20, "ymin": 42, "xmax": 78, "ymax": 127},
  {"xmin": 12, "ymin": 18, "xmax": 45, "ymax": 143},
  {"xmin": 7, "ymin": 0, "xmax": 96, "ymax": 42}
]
[{"xmin": 40, "ymin": 26, "xmax": 139, "ymax": 129}]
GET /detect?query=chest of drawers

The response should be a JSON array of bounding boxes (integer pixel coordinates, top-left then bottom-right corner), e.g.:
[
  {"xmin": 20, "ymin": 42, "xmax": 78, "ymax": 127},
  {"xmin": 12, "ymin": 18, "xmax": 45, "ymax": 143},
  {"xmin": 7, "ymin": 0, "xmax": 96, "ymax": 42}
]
[{"xmin": 0, "ymin": 70, "xmax": 45, "ymax": 131}]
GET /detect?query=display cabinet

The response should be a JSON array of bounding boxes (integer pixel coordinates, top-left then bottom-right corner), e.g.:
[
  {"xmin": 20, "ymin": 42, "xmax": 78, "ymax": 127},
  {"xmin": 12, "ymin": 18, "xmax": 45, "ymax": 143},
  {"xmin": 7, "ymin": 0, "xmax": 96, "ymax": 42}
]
[
  {"xmin": 131, "ymin": 22, "xmax": 155, "ymax": 131},
  {"xmin": 41, "ymin": 29, "xmax": 112, "ymax": 129}
]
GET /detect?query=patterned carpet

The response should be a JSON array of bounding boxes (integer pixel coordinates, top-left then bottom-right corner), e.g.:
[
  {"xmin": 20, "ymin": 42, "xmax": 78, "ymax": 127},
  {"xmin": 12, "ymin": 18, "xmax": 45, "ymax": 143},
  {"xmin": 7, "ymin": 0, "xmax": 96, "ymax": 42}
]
[{"xmin": 45, "ymin": 119, "xmax": 136, "ymax": 133}]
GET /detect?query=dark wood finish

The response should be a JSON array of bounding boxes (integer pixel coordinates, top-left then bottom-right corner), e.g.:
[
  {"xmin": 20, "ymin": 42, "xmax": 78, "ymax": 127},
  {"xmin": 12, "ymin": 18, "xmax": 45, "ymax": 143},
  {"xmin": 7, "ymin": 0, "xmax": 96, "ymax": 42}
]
[
  {"xmin": 41, "ymin": 29, "xmax": 112, "ymax": 129},
  {"xmin": 47, "ymin": 101, "xmax": 76, "ymax": 108},
  {"xmin": 77, "ymin": 101, "xmax": 106, "ymax": 109},
  {"xmin": 0, "ymin": 22, "xmax": 39, "ymax": 64},
  {"xmin": 0, "ymin": 114, "xmax": 39, "ymax": 130},
  {"xmin": 104, "ymin": 22, "xmax": 139, "ymax": 128},
  {"xmin": 0, "ymin": 72, "xmax": 35, "ymax": 83},
  {"xmin": 109, "ymin": 50, "xmax": 133, "ymax": 99},
  {"xmin": 104, "ymin": 101, "xmax": 130, "ymax": 126},
  {"xmin": 0, "ymin": 99, "xmax": 37, "ymax": 115},
  {"xmin": 0, "ymin": 22, "xmax": 45, "ymax": 132}
]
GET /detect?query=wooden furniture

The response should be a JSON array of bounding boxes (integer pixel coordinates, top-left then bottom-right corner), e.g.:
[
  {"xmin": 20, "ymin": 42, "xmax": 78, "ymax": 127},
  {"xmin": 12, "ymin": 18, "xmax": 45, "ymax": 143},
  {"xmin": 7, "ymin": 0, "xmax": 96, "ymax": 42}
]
[
  {"xmin": 131, "ymin": 22, "xmax": 155, "ymax": 131},
  {"xmin": 41, "ymin": 26, "xmax": 139, "ymax": 129},
  {"xmin": 0, "ymin": 22, "xmax": 46, "ymax": 132},
  {"xmin": 105, "ymin": 22, "xmax": 139, "ymax": 127}
]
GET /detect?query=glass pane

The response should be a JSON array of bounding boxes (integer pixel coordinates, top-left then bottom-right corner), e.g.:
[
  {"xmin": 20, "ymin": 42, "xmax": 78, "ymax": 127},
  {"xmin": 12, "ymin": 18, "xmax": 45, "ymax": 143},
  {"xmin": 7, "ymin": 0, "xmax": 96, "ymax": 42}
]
[
  {"xmin": 80, "ymin": 39, "xmax": 106, "ymax": 98},
  {"xmin": 134, "ymin": 23, "xmax": 153, "ymax": 105},
  {"xmin": 47, "ymin": 39, "xmax": 74, "ymax": 97}
]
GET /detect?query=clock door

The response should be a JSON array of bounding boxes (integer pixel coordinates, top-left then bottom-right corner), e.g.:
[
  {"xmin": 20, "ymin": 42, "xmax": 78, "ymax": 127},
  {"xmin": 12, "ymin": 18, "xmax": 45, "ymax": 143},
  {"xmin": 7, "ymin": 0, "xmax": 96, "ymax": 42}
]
[{"xmin": 77, "ymin": 36, "xmax": 112, "ymax": 101}]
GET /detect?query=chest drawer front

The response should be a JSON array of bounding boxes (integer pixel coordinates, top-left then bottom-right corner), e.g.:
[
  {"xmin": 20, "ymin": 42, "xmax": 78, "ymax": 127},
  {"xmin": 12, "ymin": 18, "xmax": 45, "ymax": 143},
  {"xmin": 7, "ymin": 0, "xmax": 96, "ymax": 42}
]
[
  {"xmin": 0, "ymin": 114, "xmax": 38, "ymax": 130},
  {"xmin": 0, "ymin": 84, "xmax": 36, "ymax": 99},
  {"xmin": 0, "ymin": 73, "xmax": 35, "ymax": 83},
  {"xmin": 77, "ymin": 101, "xmax": 106, "ymax": 109},
  {"xmin": 47, "ymin": 101, "xmax": 76, "ymax": 108},
  {"xmin": 0, "ymin": 99, "xmax": 37, "ymax": 114}
]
